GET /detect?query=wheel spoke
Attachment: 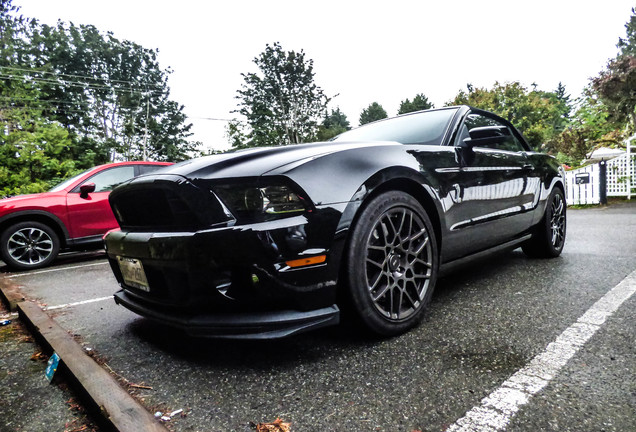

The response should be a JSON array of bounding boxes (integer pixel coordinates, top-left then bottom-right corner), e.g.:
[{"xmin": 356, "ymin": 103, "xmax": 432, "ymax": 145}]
[
  {"xmin": 396, "ymin": 209, "xmax": 407, "ymax": 236},
  {"xmin": 411, "ymin": 257, "xmax": 432, "ymax": 269},
  {"xmin": 401, "ymin": 286, "xmax": 418, "ymax": 309},
  {"xmin": 10, "ymin": 248, "xmax": 29, "ymax": 260},
  {"xmin": 369, "ymin": 270, "xmax": 386, "ymax": 291},
  {"xmin": 393, "ymin": 285, "xmax": 403, "ymax": 319},
  {"xmin": 412, "ymin": 233, "xmax": 430, "ymax": 255},
  {"xmin": 384, "ymin": 214, "xmax": 399, "ymax": 244},
  {"xmin": 372, "ymin": 279, "xmax": 391, "ymax": 302}
]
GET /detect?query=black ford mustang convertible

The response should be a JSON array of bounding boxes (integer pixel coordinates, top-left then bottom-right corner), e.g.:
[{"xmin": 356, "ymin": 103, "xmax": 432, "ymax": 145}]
[{"xmin": 104, "ymin": 106, "xmax": 566, "ymax": 339}]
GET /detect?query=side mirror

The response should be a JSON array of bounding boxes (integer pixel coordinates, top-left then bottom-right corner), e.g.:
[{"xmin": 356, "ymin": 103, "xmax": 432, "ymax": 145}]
[
  {"xmin": 79, "ymin": 182, "xmax": 96, "ymax": 199},
  {"xmin": 463, "ymin": 125, "xmax": 509, "ymax": 148}
]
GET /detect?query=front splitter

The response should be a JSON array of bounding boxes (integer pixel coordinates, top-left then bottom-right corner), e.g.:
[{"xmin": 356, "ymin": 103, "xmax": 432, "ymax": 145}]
[{"xmin": 114, "ymin": 290, "xmax": 340, "ymax": 339}]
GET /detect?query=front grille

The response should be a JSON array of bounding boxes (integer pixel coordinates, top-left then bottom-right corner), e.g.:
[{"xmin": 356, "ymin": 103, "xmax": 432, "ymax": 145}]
[
  {"xmin": 110, "ymin": 175, "xmax": 232, "ymax": 232},
  {"xmin": 113, "ymin": 188, "xmax": 198, "ymax": 231}
]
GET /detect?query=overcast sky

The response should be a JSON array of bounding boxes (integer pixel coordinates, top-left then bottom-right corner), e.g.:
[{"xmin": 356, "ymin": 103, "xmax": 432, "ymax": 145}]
[{"xmin": 16, "ymin": 0, "xmax": 636, "ymax": 151}]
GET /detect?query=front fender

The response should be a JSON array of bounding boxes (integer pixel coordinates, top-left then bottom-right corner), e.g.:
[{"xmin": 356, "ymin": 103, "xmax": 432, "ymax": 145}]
[{"xmin": 0, "ymin": 210, "xmax": 70, "ymax": 244}]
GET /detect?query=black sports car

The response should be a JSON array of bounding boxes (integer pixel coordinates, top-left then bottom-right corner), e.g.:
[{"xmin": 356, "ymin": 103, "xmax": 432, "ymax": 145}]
[{"xmin": 104, "ymin": 106, "xmax": 566, "ymax": 339}]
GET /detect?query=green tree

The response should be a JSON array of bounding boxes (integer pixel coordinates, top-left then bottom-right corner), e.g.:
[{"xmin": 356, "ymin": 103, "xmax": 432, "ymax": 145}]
[
  {"xmin": 24, "ymin": 22, "xmax": 197, "ymax": 163},
  {"xmin": 359, "ymin": 102, "xmax": 387, "ymax": 125},
  {"xmin": 448, "ymin": 81, "xmax": 564, "ymax": 148},
  {"xmin": 554, "ymin": 82, "xmax": 572, "ymax": 130},
  {"xmin": 0, "ymin": 0, "xmax": 24, "ymax": 67},
  {"xmin": 591, "ymin": 7, "xmax": 636, "ymax": 130},
  {"xmin": 233, "ymin": 42, "xmax": 329, "ymax": 147},
  {"xmin": 0, "ymin": 0, "xmax": 77, "ymax": 196},
  {"xmin": 1, "ymin": 1, "xmax": 197, "ymax": 166},
  {"xmin": 549, "ymin": 88, "xmax": 623, "ymax": 166},
  {"xmin": 558, "ymin": 7, "xmax": 636, "ymax": 165},
  {"xmin": 316, "ymin": 107, "xmax": 350, "ymax": 141},
  {"xmin": 617, "ymin": 7, "xmax": 636, "ymax": 58},
  {"xmin": 225, "ymin": 119, "xmax": 249, "ymax": 149},
  {"xmin": 0, "ymin": 87, "xmax": 76, "ymax": 197},
  {"xmin": 592, "ymin": 57, "xmax": 636, "ymax": 129},
  {"xmin": 397, "ymin": 93, "xmax": 434, "ymax": 114},
  {"xmin": 0, "ymin": 0, "xmax": 198, "ymax": 195}
]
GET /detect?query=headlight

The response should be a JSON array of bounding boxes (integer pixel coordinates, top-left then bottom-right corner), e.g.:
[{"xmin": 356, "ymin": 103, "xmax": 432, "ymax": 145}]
[{"xmin": 213, "ymin": 183, "xmax": 308, "ymax": 222}]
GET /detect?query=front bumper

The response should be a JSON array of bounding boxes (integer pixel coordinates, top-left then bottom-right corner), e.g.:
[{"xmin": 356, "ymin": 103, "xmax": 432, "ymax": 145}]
[
  {"xmin": 105, "ymin": 205, "xmax": 348, "ymax": 338},
  {"xmin": 114, "ymin": 290, "xmax": 339, "ymax": 339}
]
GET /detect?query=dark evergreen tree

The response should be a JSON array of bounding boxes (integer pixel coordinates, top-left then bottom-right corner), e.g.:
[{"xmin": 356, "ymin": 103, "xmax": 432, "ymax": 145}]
[
  {"xmin": 359, "ymin": 102, "xmax": 387, "ymax": 125},
  {"xmin": 316, "ymin": 107, "xmax": 350, "ymax": 141},
  {"xmin": 398, "ymin": 93, "xmax": 434, "ymax": 114}
]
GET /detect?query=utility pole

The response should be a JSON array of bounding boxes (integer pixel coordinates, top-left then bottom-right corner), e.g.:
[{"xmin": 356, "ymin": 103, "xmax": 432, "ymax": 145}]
[{"xmin": 142, "ymin": 90, "xmax": 150, "ymax": 161}]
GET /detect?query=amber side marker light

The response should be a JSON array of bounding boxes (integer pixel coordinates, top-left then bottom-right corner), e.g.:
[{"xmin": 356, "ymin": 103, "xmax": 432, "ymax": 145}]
[{"xmin": 285, "ymin": 255, "xmax": 327, "ymax": 268}]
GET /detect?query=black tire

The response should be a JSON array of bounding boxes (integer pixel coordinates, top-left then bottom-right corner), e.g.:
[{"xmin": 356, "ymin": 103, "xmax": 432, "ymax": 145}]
[
  {"xmin": 522, "ymin": 187, "xmax": 566, "ymax": 258},
  {"xmin": 345, "ymin": 191, "xmax": 438, "ymax": 336},
  {"xmin": 0, "ymin": 221, "xmax": 60, "ymax": 270}
]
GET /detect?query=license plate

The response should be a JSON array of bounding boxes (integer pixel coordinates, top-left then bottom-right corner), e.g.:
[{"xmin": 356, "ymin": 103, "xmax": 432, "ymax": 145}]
[{"xmin": 117, "ymin": 256, "xmax": 150, "ymax": 292}]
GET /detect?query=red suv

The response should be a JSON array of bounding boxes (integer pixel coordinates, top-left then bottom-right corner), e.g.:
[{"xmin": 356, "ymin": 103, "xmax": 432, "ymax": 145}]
[{"xmin": 0, "ymin": 161, "xmax": 171, "ymax": 270}]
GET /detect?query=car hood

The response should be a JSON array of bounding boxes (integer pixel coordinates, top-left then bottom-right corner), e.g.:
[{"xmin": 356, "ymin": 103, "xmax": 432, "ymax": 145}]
[
  {"xmin": 156, "ymin": 141, "xmax": 401, "ymax": 180},
  {"xmin": 1, "ymin": 192, "xmax": 54, "ymax": 205},
  {"xmin": 0, "ymin": 191, "xmax": 67, "ymax": 219}
]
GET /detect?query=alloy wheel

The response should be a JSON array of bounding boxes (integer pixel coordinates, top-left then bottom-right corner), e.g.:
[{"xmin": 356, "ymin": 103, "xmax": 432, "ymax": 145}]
[
  {"xmin": 7, "ymin": 227, "xmax": 54, "ymax": 266},
  {"xmin": 550, "ymin": 193, "xmax": 566, "ymax": 250},
  {"xmin": 365, "ymin": 206, "xmax": 433, "ymax": 321}
]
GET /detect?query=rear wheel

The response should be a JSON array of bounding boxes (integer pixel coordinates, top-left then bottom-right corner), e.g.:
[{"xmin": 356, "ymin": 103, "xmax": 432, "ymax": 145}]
[
  {"xmin": 345, "ymin": 191, "xmax": 438, "ymax": 336},
  {"xmin": 0, "ymin": 221, "xmax": 60, "ymax": 270},
  {"xmin": 522, "ymin": 188, "xmax": 566, "ymax": 258}
]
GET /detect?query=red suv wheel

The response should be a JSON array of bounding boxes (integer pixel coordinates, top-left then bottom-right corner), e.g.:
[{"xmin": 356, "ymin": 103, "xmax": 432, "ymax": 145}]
[{"xmin": 0, "ymin": 221, "xmax": 60, "ymax": 270}]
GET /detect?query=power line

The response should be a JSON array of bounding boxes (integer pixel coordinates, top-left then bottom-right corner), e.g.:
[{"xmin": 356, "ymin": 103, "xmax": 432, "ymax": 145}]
[
  {"xmin": 0, "ymin": 66, "xmax": 165, "ymax": 90},
  {"xmin": 0, "ymin": 73, "xmax": 168, "ymax": 96},
  {"xmin": 0, "ymin": 96, "xmax": 90, "ymax": 106},
  {"xmin": 0, "ymin": 103, "xmax": 143, "ymax": 116},
  {"xmin": 1, "ymin": 103, "xmax": 232, "ymax": 122}
]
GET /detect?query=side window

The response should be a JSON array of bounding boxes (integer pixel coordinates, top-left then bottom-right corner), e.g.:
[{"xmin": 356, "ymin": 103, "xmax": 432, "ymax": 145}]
[
  {"xmin": 138, "ymin": 164, "xmax": 165, "ymax": 175},
  {"xmin": 78, "ymin": 166, "xmax": 136, "ymax": 193},
  {"xmin": 459, "ymin": 113, "xmax": 525, "ymax": 152}
]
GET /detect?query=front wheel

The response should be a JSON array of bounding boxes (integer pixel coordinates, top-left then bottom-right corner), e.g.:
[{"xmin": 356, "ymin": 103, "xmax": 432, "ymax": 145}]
[
  {"xmin": 345, "ymin": 191, "xmax": 438, "ymax": 336},
  {"xmin": 522, "ymin": 188, "xmax": 566, "ymax": 258},
  {"xmin": 0, "ymin": 221, "xmax": 60, "ymax": 270}
]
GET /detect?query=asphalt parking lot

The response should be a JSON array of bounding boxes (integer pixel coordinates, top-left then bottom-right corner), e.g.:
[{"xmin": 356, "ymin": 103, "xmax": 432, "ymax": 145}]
[{"xmin": 1, "ymin": 202, "xmax": 635, "ymax": 432}]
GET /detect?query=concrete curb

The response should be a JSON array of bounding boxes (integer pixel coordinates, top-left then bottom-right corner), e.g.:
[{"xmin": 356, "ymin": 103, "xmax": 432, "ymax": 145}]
[
  {"xmin": 1, "ymin": 281, "xmax": 169, "ymax": 432},
  {"xmin": 0, "ymin": 277, "xmax": 26, "ymax": 311}
]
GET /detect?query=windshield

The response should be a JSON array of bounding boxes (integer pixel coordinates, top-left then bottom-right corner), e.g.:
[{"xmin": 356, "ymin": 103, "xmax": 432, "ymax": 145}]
[
  {"xmin": 48, "ymin": 167, "xmax": 95, "ymax": 192},
  {"xmin": 333, "ymin": 108, "xmax": 458, "ymax": 145}
]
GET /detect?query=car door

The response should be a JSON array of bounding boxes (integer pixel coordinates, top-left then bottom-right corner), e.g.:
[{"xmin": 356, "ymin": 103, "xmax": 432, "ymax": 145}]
[
  {"xmin": 442, "ymin": 112, "xmax": 541, "ymax": 256},
  {"xmin": 65, "ymin": 165, "xmax": 137, "ymax": 239}
]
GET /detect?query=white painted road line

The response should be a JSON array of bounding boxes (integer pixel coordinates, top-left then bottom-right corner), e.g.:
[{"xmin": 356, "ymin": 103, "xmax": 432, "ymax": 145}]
[
  {"xmin": 4, "ymin": 261, "xmax": 109, "ymax": 279},
  {"xmin": 447, "ymin": 269, "xmax": 636, "ymax": 432},
  {"xmin": 44, "ymin": 296, "xmax": 113, "ymax": 311}
]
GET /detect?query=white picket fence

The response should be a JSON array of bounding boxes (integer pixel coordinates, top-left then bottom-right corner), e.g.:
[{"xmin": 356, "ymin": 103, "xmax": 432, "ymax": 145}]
[
  {"xmin": 564, "ymin": 153, "xmax": 636, "ymax": 205},
  {"xmin": 606, "ymin": 153, "xmax": 636, "ymax": 197},
  {"xmin": 565, "ymin": 163, "xmax": 601, "ymax": 205}
]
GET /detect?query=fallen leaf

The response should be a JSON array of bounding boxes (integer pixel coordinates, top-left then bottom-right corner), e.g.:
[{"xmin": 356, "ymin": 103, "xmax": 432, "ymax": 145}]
[
  {"xmin": 30, "ymin": 351, "xmax": 48, "ymax": 362},
  {"xmin": 256, "ymin": 418, "xmax": 291, "ymax": 432}
]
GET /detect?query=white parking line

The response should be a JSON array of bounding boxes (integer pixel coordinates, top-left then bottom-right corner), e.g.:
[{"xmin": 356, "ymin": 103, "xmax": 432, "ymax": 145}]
[
  {"xmin": 44, "ymin": 296, "xmax": 113, "ymax": 311},
  {"xmin": 4, "ymin": 261, "xmax": 109, "ymax": 279},
  {"xmin": 447, "ymin": 269, "xmax": 636, "ymax": 432}
]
